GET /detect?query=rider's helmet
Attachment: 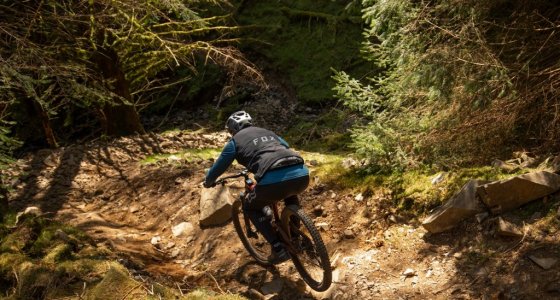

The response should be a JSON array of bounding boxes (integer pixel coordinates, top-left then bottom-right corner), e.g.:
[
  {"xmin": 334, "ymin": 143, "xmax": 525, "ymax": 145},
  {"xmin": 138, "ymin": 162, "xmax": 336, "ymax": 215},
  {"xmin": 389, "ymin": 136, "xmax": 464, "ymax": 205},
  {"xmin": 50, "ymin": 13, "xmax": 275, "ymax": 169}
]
[{"xmin": 225, "ymin": 111, "xmax": 252, "ymax": 135}]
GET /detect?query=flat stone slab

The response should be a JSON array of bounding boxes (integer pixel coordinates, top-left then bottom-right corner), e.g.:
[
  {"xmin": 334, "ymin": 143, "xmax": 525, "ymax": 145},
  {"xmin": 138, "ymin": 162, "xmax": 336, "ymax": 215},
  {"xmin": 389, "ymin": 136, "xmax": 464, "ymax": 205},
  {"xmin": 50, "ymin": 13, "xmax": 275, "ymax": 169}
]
[
  {"xmin": 478, "ymin": 171, "xmax": 560, "ymax": 213},
  {"xmin": 422, "ymin": 180, "xmax": 488, "ymax": 233},
  {"xmin": 199, "ymin": 185, "xmax": 233, "ymax": 226},
  {"xmin": 497, "ymin": 217, "xmax": 523, "ymax": 237},
  {"xmin": 529, "ymin": 255, "xmax": 557, "ymax": 270}
]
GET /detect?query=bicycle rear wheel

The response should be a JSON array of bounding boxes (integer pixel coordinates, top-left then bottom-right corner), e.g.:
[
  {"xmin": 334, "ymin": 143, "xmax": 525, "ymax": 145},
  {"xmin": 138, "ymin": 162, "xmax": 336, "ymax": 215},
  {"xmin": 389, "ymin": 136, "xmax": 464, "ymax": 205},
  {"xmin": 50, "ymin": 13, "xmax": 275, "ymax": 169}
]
[
  {"xmin": 281, "ymin": 205, "xmax": 332, "ymax": 292},
  {"xmin": 231, "ymin": 200, "xmax": 273, "ymax": 266}
]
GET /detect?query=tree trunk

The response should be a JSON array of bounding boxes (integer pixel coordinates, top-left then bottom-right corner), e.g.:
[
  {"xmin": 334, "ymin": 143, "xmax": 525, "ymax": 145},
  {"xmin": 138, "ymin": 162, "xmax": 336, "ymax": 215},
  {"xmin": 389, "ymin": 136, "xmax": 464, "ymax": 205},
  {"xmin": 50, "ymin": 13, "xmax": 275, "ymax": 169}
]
[
  {"xmin": 29, "ymin": 98, "xmax": 58, "ymax": 148},
  {"xmin": 93, "ymin": 47, "xmax": 145, "ymax": 136}
]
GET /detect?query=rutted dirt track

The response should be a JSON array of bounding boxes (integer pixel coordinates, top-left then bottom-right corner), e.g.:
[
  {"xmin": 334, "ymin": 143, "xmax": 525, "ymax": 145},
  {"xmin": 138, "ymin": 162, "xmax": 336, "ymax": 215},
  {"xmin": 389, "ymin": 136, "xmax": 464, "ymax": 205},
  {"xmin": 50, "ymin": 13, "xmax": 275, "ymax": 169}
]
[{"xmin": 6, "ymin": 130, "xmax": 560, "ymax": 299}]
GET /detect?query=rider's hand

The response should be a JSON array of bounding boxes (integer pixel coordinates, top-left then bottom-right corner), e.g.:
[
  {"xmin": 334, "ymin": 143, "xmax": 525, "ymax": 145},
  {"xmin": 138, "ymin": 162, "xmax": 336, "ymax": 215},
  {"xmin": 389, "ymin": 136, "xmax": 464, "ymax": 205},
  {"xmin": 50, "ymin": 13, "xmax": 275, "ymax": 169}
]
[{"xmin": 203, "ymin": 180, "xmax": 215, "ymax": 188}]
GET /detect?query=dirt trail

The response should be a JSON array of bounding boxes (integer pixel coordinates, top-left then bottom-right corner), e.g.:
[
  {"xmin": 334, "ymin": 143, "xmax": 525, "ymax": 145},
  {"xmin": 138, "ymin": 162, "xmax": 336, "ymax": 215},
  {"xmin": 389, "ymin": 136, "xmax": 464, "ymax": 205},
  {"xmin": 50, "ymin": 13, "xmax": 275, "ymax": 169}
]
[{"xmin": 6, "ymin": 130, "xmax": 560, "ymax": 299}]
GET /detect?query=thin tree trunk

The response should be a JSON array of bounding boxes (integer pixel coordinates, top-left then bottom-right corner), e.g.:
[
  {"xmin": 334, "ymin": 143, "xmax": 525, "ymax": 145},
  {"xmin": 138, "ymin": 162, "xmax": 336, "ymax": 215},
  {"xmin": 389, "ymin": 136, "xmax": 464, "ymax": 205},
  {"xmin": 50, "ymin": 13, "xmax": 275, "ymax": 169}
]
[
  {"xmin": 93, "ymin": 47, "xmax": 145, "ymax": 136},
  {"xmin": 29, "ymin": 98, "xmax": 58, "ymax": 148},
  {"xmin": 0, "ymin": 184, "xmax": 8, "ymax": 221}
]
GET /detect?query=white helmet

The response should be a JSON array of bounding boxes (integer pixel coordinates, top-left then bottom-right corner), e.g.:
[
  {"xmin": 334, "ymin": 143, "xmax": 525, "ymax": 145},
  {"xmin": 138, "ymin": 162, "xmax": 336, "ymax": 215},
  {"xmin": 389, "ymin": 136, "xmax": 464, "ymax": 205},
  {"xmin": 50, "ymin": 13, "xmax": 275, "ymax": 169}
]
[{"xmin": 225, "ymin": 111, "xmax": 252, "ymax": 134}]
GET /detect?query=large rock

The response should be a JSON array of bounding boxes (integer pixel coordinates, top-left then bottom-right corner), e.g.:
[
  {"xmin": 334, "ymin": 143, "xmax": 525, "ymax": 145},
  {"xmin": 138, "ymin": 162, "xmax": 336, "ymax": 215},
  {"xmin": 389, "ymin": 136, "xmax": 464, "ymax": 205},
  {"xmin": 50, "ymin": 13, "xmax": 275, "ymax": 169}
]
[
  {"xmin": 199, "ymin": 185, "xmax": 233, "ymax": 226},
  {"xmin": 477, "ymin": 171, "xmax": 560, "ymax": 214},
  {"xmin": 422, "ymin": 180, "xmax": 487, "ymax": 233}
]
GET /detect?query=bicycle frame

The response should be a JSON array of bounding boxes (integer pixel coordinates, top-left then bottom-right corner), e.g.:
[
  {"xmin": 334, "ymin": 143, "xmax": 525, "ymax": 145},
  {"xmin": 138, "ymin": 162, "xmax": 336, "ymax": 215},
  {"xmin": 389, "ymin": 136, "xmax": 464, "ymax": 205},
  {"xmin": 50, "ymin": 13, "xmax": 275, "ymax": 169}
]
[{"xmin": 215, "ymin": 170, "xmax": 295, "ymax": 254}]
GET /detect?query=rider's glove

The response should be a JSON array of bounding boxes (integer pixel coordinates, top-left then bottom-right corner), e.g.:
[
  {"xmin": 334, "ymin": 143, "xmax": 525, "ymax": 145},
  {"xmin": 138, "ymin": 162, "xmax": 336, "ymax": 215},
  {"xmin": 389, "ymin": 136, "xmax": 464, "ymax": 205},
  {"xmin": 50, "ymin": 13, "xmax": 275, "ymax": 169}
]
[{"xmin": 203, "ymin": 180, "xmax": 215, "ymax": 188}]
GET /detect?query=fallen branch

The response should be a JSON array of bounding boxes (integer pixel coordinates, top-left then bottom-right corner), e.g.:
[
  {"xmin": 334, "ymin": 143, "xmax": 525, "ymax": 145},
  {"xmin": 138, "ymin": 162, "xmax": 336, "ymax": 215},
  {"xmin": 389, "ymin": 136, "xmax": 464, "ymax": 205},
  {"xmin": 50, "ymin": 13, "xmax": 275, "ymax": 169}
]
[{"xmin": 205, "ymin": 271, "xmax": 225, "ymax": 294}]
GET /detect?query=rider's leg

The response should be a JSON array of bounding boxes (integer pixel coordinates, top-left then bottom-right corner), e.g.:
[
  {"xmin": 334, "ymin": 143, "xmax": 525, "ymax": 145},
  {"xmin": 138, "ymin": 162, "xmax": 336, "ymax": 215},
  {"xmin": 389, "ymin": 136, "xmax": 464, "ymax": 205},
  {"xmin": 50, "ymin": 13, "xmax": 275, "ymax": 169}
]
[
  {"xmin": 244, "ymin": 175, "xmax": 310, "ymax": 253},
  {"xmin": 284, "ymin": 195, "xmax": 300, "ymax": 206}
]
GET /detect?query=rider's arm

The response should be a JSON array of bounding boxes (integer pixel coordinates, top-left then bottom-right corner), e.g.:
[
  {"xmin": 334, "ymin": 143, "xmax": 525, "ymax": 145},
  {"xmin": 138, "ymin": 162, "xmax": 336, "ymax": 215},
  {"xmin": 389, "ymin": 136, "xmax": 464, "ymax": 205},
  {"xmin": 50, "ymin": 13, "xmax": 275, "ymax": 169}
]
[
  {"xmin": 278, "ymin": 136, "xmax": 289, "ymax": 148},
  {"xmin": 204, "ymin": 140, "xmax": 236, "ymax": 186}
]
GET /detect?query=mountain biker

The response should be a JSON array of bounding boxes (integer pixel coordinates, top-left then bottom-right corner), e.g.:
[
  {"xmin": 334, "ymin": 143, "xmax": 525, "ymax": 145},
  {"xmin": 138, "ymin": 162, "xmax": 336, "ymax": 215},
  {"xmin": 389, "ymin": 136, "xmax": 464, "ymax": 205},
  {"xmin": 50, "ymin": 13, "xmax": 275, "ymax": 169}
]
[{"xmin": 203, "ymin": 111, "xmax": 309, "ymax": 263}]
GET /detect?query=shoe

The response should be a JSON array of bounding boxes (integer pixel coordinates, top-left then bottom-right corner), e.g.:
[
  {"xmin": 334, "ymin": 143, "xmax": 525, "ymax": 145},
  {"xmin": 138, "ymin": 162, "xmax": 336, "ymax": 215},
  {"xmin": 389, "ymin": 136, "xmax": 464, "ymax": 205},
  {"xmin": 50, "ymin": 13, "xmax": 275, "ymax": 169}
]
[{"xmin": 269, "ymin": 244, "xmax": 290, "ymax": 264}]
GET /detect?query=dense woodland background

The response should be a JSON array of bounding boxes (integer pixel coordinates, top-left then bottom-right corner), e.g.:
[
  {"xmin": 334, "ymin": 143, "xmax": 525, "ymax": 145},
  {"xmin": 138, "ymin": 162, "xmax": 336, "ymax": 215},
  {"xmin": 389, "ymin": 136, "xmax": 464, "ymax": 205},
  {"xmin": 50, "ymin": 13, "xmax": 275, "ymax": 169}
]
[
  {"xmin": 1, "ymin": 1, "xmax": 560, "ymax": 298},
  {"xmin": 1, "ymin": 0, "xmax": 559, "ymax": 175}
]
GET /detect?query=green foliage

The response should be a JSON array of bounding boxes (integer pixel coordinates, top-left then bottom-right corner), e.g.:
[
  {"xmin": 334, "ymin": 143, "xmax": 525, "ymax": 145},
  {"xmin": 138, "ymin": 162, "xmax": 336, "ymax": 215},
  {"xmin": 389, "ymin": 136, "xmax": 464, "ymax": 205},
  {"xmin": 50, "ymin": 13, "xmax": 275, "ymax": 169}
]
[
  {"xmin": 0, "ymin": 0, "xmax": 262, "ymax": 154},
  {"xmin": 284, "ymin": 108, "xmax": 353, "ymax": 152},
  {"xmin": 335, "ymin": 0, "xmax": 560, "ymax": 170},
  {"xmin": 234, "ymin": 0, "xmax": 370, "ymax": 103}
]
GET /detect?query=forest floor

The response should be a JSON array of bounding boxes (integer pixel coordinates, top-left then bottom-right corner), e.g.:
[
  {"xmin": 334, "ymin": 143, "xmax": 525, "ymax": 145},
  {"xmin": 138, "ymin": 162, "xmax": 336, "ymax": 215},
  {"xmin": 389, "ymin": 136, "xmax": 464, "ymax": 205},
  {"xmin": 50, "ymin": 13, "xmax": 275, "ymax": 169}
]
[
  {"xmin": 4, "ymin": 99, "xmax": 560, "ymax": 299},
  {"xmin": 5, "ymin": 125, "xmax": 560, "ymax": 300}
]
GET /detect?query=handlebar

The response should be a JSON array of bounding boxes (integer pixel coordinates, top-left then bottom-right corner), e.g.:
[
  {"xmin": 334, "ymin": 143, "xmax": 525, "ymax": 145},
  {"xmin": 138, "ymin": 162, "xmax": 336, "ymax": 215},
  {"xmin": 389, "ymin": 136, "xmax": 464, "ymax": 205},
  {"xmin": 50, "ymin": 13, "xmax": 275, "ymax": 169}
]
[{"xmin": 213, "ymin": 169, "xmax": 250, "ymax": 186}]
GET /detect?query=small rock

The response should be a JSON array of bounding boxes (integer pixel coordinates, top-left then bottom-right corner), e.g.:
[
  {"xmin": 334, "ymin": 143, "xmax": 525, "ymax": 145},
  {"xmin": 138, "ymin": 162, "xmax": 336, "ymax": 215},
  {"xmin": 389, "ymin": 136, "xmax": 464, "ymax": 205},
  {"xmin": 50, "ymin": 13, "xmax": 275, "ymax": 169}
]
[
  {"xmin": 330, "ymin": 191, "xmax": 337, "ymax": 199},
  {"xmin": 355, "ymin": 193, "xmax": 364, "ymax": 202},
  {"xmin": 172, "ymin": 222, "xmax": 194, "ymax": 237},
  {"xmin": 167, "ymin": 155, "xmax": 181, "ymax": 162},
  {"xmin": 528, "ymin": 255, "xmax": 557, "ymax": 270},
  {"xmin": 54, "ymin": 229, "xmax": 69, "ymax": 241},
  {"xmin": 170, "ymin": 248, "xmax": 181, "ymax": 258},
  {"xmin": 261, "ymin": 278, "xmax": 284, "ymax": 295},
  {"xmin": 332, "ymin": 233, "xmax": 341, "ymax": 243},
  {"xmin": 403, "ymin": 268, "xmax": 416, "ymax": 277},
  {"xmin": 343, "ymin": 229, "xmax": 355, "ymax": 239},
  {"xmin": 342, "ymin": 157, "xmax": 358, "ymax": 169},
  {"xmin": 337, "ymin": 204, "xmax": 343, "ymax": 211},
  {"xmin": 165, "ymin": 242, "xmax": 176, "ymax": 249},
  {"xmin": 316, "ymin": 222, "xmax": 330, "ymax": 231},
  {"xmin": 497, "ymin": 217, "xmax": 523, "ymax": 237},
  {"xmin": 309, "ymin": 160, "xmax": 319, "ymax": 166},
  {"xmin": 129, "ymin": 205, "xmax": 141, "ymax": 213},
  {"xmin": 150, "ymin": 236, "xmax": 161, "ymax": 246},
  {"xmin": 476, "ymin": 212, "xmax": 489, "ymax": 223},
  {"xmin": 388, "ymin": 215, "xmax": 397, "ymax": 223}
]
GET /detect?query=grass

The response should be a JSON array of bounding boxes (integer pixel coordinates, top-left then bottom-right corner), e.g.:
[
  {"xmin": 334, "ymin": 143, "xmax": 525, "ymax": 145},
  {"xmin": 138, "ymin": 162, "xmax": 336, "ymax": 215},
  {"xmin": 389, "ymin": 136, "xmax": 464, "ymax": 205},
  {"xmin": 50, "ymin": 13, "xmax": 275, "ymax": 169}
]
[
  {"xmin": 304, "ymin": 149, "xmax": 542, "ymax": 217},
  {"xmin": 235, "ymin": 1, "xmax": 371, "ymax": 104}
]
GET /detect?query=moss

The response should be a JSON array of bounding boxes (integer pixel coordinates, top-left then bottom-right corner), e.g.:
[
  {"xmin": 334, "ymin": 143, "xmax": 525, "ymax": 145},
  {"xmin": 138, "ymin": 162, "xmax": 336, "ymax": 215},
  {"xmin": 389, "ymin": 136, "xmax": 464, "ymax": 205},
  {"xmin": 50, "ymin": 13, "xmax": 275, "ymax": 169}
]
[
  {"xmin": 184, "ymin": 289, "xmax": 247, "ymax": 300},
  {"xmin": 28, "ymin": 222, "xmax": 89, "ymax": 258},
  {"xmin": 0, "ymin": 225, "xmax": 36, "ymax": 253},
  {"xmin": 87, "ymin": 262, "xmax": 145, "ymax": 300},
  {"xmin": 43, "ymin": 243, "xmax": 73, "ymax": 264},
  {"xmin": 0, "ymin": 252, "xmax": 28, "ymax": 275},
  {"xmin": 56, "ymin": 258, "xmax": 109, "ymax": 280}
]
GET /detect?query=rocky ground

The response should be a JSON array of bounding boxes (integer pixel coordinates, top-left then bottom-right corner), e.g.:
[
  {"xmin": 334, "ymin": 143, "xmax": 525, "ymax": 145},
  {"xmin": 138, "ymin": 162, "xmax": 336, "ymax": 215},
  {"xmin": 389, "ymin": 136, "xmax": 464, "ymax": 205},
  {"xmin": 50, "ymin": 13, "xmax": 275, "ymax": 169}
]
[{"xmin": 3, "ymin": 127, "xmax": 560, "ymax": 299}]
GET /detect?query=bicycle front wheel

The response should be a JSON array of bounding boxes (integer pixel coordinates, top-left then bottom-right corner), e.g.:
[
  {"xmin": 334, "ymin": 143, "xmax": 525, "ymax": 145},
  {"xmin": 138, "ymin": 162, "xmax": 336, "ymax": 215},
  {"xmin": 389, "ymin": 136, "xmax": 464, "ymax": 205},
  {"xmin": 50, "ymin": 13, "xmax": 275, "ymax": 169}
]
[
  {"xmin": 281, "ymin": 205, "xmax": 332, "ymax": 292},
  {"xmin": 232, "ymin": 200, "xmax": 273, "ymax": 266}
]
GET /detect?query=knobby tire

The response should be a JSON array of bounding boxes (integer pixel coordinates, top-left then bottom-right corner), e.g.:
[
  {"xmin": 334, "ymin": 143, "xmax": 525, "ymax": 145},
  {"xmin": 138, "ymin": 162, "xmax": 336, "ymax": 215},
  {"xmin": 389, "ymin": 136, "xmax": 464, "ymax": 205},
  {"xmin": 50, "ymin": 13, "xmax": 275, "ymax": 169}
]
[
  {"xmin": 282, "ymin": 204, "xmax": 332, "ymax": 292},
  {"xmin": 231, "ymin": 200, "xmax": 273, "ymax": 266}
]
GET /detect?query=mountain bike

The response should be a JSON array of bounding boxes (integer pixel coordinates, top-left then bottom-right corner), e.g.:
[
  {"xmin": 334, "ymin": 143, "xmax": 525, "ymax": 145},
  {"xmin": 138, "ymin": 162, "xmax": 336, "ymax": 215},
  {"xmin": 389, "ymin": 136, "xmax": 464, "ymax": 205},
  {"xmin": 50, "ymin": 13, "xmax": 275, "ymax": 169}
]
[{"xmin": 214, "ymin": 170, "xmax": 332, "ymax": 292}]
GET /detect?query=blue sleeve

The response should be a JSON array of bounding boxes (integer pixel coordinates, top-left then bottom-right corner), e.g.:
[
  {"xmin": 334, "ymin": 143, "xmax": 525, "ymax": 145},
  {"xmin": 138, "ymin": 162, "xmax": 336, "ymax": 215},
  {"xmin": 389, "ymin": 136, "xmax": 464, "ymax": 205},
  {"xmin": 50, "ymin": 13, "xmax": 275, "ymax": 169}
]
[
  {"xmin": 205, "ymin": 140, "xmax": 236, "ymax": 184},
  {"xmin": 278, "ymin": 136, "xmax": 290, "ymax": 148}
]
